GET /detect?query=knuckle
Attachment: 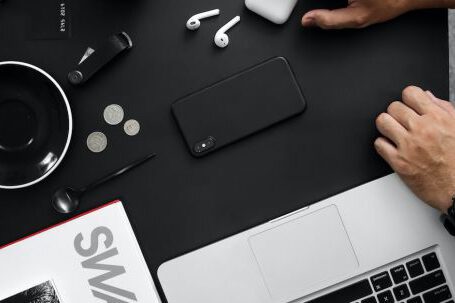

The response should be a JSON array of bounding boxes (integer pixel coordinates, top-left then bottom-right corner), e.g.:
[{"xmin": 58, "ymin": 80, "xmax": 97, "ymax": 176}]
[
  {"xmin": 393, "ymin": 158, "xmax": 416, "ymax": 176},
  {"xmin": 387, "ymin": 101, "xmax": 400, "ymax": 114},
  {"xmin": 445, "ymin": 106, "xmax": 455, "ymax": 117},
  {"xmin": 393, "ymin": 159, "xmax": 408, "ymax": 174},
  {"xmin": 407, "ymin": 140, "xmax": 423, "ymax": 154},
  {"xmin": 402, "ymin": 86, "xmax": 419, "ymax": 99},
  {"xmin": 429, "ymin": 111, "xmax": 444, "ymax": 122},
  {"xmin": 412, "ymin": 116, "xmax": 424, "ymax": 128},
  {"xmin": 319, "ymin": 16, "xmax": 335, "ymax": 28},
  {"xmin": 403, "ymin": 85, "xmax": 418, "ymax": 94},
  {"xmin": 374, "ymin": 138, "xmax": 385, "ymax": 152},
  {"xmin": 419, "ymin": 127, "xmax": 436, "ymax": 141},
  {"xmin": 353, "ymin": 13, "xmax": 370, "ymax": 27},
  {"xmin": 376, "ymin": 113, "xmax": 387, "ymax": 125},
  {"xmin": 406, "ymin": 117, "xmax": 416, "ymax": 130},
  {"xmin": 414, "ymin": 125, "xmax": 426, "ymax": 135}
]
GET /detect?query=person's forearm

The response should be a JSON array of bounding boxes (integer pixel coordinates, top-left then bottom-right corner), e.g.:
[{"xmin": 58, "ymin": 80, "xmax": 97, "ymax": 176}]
[{"xmin": 408, "ymin": 0, "xmax": 455, "ymax": 10}]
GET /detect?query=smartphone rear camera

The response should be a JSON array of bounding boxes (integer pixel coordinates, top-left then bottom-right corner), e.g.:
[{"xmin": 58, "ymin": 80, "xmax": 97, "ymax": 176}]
[{"xmin": 194, "ymin": 136, "xmax": 216, "ymax": 154}]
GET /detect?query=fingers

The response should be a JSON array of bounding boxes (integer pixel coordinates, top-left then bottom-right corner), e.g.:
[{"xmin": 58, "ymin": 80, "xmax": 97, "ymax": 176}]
[
  {"xmin": 374, "ymin": 137, "xmax": 398, "ymax": 168},
  {"xmin": 376, "ymin": 88, "xmax": 450, "ymax": 154},
  {"xmin": 402, "ymin": 86, "xmax": 439, "ymax": 115},
  {"xmin": 302, "ymin": 7, "xmax": 368, "ymax": 29},
  {"xmin": 426, "ymin": 90, "xmax": 455, "ymax": 114},
  {"xmin": 376, "ymin": 113, "xmax": 408, "ymax": 146},
  {"xmin": 386, "ymin": 101, "xmax": 419, "ymax": 130}
]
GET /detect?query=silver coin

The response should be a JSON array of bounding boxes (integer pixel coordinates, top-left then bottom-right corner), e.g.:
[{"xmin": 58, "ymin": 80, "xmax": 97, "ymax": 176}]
[
  {"xmin": 103, "ymin": 104, "xmax": 124, "ymax": 125},
  {"xmin": 124, "ymin": 119, "xmax": 140, "ymax": 136},
  {"xmin": 87, "ymin": 132, "xmax": 108, "ymax": 153}
]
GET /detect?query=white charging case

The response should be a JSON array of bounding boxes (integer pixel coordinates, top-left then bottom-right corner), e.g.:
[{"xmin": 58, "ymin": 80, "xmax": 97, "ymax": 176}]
[{"xmin": 245, "ymin": 0, "xmax": 298, "ymax": 24}]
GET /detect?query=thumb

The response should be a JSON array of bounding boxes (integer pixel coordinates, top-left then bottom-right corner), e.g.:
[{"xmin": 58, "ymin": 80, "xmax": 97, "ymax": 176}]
[{"xmin": 302, "ymin": 8, "xmax": 368, "ymax": 29}]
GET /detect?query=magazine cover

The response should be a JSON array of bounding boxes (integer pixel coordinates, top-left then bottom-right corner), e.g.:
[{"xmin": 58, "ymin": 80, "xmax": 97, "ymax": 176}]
[{"xmin": 0, "ymin": 200, "xmax": 161, "ymax": 303}]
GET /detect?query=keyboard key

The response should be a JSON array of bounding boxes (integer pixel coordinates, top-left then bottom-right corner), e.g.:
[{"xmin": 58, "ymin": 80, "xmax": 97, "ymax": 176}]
[
  {"xmin": 393, "ymin": 284, "xmax": 411, "ymax": 300},
  {"xmin": 361, "ymin": 297, "xmax": 378, "ymax": 303},
  {"xmin": 407, "ymin": 297, "xmax": 422, "ymax": 303},
  {"xmin": 391, "ymin": 265, "xmax": 409, "ymax": 284},
  {"xmin": 306, "ymin": 279, "xmax": 372, "ymax": 303},
  {"xmin": 406, "ymin": 259, "xmax": 425, "ymax": 278},
  {"xmin": 371, "ymin": 272, "xmax": 393, "ymax": 292},
  {"xmin": 422, "ymin": 285, "xmax": 452, "ymax": 303},
  {"xmin": 422, "ymin": 253, "xmax": 440, "ymax": 272},
  {"xmin": 377, "ymin": 290, "xmax": 395, "ymax": 303},
  {"xmin": 409, "ymin": 270, "xmax": 446, "ymax": 295}
]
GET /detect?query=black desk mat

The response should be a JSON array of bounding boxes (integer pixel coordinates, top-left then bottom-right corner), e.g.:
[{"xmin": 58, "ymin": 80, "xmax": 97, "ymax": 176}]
[{"xmin": 0, "ymin": 0, "xmax": 449, "ymax": 301}]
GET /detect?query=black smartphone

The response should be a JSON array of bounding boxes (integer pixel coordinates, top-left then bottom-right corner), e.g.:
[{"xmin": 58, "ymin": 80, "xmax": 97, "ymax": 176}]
[{"xmin": 172, "ymin": 57, "xmax": 307, "ymax": 157}]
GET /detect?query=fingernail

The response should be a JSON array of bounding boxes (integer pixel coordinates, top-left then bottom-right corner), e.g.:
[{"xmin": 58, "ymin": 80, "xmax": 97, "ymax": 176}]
[
  {"xmin": 302, "ymin": 17, "xmax": 315, "ymax": 27},
  {"xmin": 302, "ymin": 19, "xmax": 314, "ymax": 26},
  {"xmin": 305, "ymin": 11, "xmax": 315, "ymax": 18},
  {"xmin": 302, "ymin": 12, "xmax": 316, "ymax": 26}
]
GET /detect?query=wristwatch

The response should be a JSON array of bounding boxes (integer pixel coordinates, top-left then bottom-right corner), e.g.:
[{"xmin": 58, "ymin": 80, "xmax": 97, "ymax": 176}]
[
  {"xmin": 448, "ymin": 197, "xmax": 455, "ymax": 220},
  {"xmin": 442, "ymin": 196, "xmax": 455, "ymax": 236}
]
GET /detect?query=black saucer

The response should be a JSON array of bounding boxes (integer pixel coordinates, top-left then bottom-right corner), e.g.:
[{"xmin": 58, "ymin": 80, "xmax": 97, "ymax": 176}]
[{"xmin": 0, "ymin": 62, "xmax": 72, "ymax": 189}]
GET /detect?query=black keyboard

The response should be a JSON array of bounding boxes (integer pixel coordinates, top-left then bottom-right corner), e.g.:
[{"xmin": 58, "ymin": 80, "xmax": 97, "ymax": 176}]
[{"xmin": 306, "ymin": 250, "xmax": 453, "ymax": 303}]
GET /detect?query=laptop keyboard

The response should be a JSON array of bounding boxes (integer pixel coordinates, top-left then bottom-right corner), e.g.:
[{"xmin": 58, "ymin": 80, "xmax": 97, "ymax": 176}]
[{"xmin": 305, "ymin": 249, "xmax": 453, "ymax": 303}]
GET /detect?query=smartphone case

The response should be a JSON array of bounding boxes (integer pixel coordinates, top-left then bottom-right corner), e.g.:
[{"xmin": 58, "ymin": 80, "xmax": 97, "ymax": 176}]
[{"xmin": 172, "ymin": 57, "xmax": 306, "ymax": 157}]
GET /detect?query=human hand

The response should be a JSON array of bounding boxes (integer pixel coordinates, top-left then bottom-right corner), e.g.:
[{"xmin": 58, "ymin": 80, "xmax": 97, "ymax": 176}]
[
  {"xmin": 301, "ymin": 0, "xmax": 414, "ymax": 29},
  {"xmin": 374, "ymin": 86, "xmax": 455, "ymax": 213}
]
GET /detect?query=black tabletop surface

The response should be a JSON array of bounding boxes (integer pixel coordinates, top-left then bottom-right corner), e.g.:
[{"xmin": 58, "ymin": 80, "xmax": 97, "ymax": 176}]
[{"xmin": 0, "ymin": 0, "xmax": 449, "ymax": 301}]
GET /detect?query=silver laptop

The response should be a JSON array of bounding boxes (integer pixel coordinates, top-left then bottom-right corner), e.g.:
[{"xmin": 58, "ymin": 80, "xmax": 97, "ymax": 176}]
[{"xmin": 158, "ymin": 174, "xmax": 455, "ymax": 303}]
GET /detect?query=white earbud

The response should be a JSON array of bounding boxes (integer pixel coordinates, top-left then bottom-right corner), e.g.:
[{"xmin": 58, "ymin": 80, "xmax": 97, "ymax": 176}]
[
  {"xmin": 186, "ymin": 9, "xmax": 221, "ymax": 31},
  {"xmin": 214, "ymin": 16, "xmax": 241, "ymax": 48}
]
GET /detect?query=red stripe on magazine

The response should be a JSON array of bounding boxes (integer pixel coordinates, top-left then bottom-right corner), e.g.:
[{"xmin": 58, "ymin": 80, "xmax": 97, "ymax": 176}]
[{"xmin": 0, "ymin": 200, "xmax": 121, "ymax": 250}]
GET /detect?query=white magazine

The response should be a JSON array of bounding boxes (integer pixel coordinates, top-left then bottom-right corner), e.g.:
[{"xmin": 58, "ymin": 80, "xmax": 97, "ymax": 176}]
[{"xmin": 0, "ymin": 200, "xmax": 161, "ymax": 303}]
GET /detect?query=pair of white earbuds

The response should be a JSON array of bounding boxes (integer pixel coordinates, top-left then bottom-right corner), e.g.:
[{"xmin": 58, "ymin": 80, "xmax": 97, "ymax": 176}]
[{"xmin": 186, "ymin": 9, "xmax": 240, "ymax": 48}]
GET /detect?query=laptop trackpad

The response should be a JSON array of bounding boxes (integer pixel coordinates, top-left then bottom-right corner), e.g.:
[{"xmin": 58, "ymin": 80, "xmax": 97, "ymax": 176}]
[{"xmin": 249, "ymin": 205, "xmax": 359, "ymax": 302}]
